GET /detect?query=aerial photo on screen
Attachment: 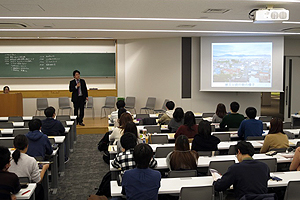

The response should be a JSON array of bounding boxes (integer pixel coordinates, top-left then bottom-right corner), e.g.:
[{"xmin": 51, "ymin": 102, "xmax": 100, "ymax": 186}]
[{"xmin": 212, "ymin": 42, "xmax": 272, "ymax": 87}]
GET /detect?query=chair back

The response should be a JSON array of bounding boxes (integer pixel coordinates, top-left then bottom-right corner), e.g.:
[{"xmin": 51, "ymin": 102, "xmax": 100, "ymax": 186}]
[
  {"xmin": 13, "ymin": 129, "xmax": 29, "ymax": 137},
  {"xmin": 105, "ymin": 96, "xmax": 116, "ymax": 107},
  {"xmin": 59, "ymin": 97, "xmax": 71, "ymax": 109},
  {"xmin": 19, "ymin": 177, "xmax": 30, "ymax": 184},
  {"xmin": 155, "ymin": 146, "xmax": 174, "ymax": 158},
  {"xmin": 48, "ymin": 138, "xmax": 55, "ymax": 145},
  {"xmin": 258, "ymin": 158, "xmax": 277, "ymax": 172},
  {"xmin": 270, "ymin": 148, "xmax": 287, "ymax": 153},
  {"xmin": 33, "ymin": 116, "xmax": 46, "ymax": 120},
  {"xmin": 284, "ymin": 131, "xmax": 295, "ymax": 139},
  {"xmin": 246, "ymin": 136, "xmax": 264, "ymax": 141},
  {"xmin": 136, "ymin": 114, "xmax": 150, "ymax": 120},
  {"xmin": 228, "ymin": 128, "xmax": 239, "ymax": 131},
  {"xmin": 197, "ymin": 151, "xmax": 219, "ymax": 157},
  {"xmin": 86, "ymin": 96, "xmax": 94, "ymax": 108},
  {"xmin": 259, "ymin": 116, "xmax": 272, "ymax": 122},
  {"xmin": 145, "ymin": 126, "xmax": 161, "ymax": 133},
  {"xmin": 179, "ymin": 186, "xmax": 214, "ymax": 200},
  {"xmin": 212, "ymin": 133, "xmax": 230, "ymax": 141},
  {"xmin": 149, "ymin": 135, "xmax": 168, "ymax": 144},
  {"xmin": 37, "ymin": 98, "xmax": 48, "ymax": 110},
  {"xmin": 284, "ymin": 180, "xmax": 300, "ymax": 200},
  {"xmin": 202, "ymin": 113, "xmax": 215, "ymax": 118},
  {"xmin": 125, "ymin": 97, "xmax": 136, "ymax": 108},
  {"xmin": 0, "ymin": 139, "xmax": 14, "ymax": 148},
  {"xmin": 145, "ymin": 97, "xmax": 156, "ymax": 110},
  {"xmin": 263, "ymin": 123, "xmax": 268, "ymax": 130},
  {"xmin": 228, "ymin": 145, "xmax": 236, "ymax": 155},
  {"xmin": 283, "ymin": 122, "xmax": 292, "ymax": 129},
  {"xmin": 208, "ymin": 160, "xmax": 235, "ymax": 175},
  {"xmin": 56, "ymin": 115, "xmax": 71, "ymax": 121},
  {"xmin": 8, "ymin": 116, "xmax": 23, "ymax": 122},
  {"xmin": 168, "ymin": 170, "xmax": 197, "ymax": 178},
  {"xmin": 0, "ymin": 122, "xmax": 13, "ymax": 128}
]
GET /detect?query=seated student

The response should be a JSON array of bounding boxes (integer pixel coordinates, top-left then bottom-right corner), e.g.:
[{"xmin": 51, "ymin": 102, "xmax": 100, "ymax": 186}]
[
  {"xmin": 0, "ymin": 146, "xmax": 21, "ymax": 200},
  {"xmin": 260, "ymin": 118, "xmax": 289, "ymax": 153},
  {"xmin": 175, "ymin": 111, "xmax": 198, "ymax": 139},
  {"xmin": 158, "ymin": 101, "xmax": 175, "ymax": 125},
  {"xmin": 26, "ymin": 119, "xmax": 53, "ymax": 160},
  {"xmin": 220, "ymin": 101, "xmax": 244, "ymax": 129},
  {"xmin": 213, "ymin": 141, "xmax": 270, "ymax": 200},
  {"xmin": 122, "ymin": 143, "xmax": 161, "ymax": 200},
  {"xmin": 168, "ymin": 107, "xmax": 184, "ymax": 133},
  {"xmin": 116, "ymin": 122, "xmax": 142, "ymax": 153},
  {"xmin": 3, "ymin": 86, "xmax": 9, "ymax": 94},
  {"xmin": 110, "ymin": 111, "xmax": 133, "ymax": 144},
  {"xmin": 238, "ymin": 107, "xmax": 263, "ymax": 140},
  {"xmin": 166, "ymin": 135, "xmax": 198, "ymax": 171},
  {"xmin": 41, "ymin": 106, "xmax": 65, "ymax": 136},
  {"xmin": 212, "ymin": 103, "xmax": 227, "ymax": 123},
  {"xmin": 9, "ymin": 135, "xmax": 49, "ymax": 200},
  {"xmin": 290, "ymin": 147, "xmax": 300, "ymax": 171},
  {"xmin": 192, "ymin": 120, "xmax": 221, "ymax": 151},
  {"xmin": 110, "ymin": 100, "xmax": 126, "ymax": 127}
]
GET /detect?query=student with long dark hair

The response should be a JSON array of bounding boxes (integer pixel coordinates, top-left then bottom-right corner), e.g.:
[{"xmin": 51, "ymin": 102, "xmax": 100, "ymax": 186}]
[
  {"xmin": 168, "ymin": 107, "xmax": 184, "ymax": 133},
  {"xmin": 117, "ymin": 121, "xmax": 142, "ymax": 152},
  {"xmin": 110, "ymin": 112, "xmax": 133, "ymax": 144},
  {"xmin": 175, "ymin": 111, "xmax": 198, "ymax": 139},
  {"xmin": 192, "ymin": 120, "xmax": 221, "ymax": 151},
  {"xmin": 166, "ymin": 135, "xmax": 198, "ymax": 171},
  {"xmin": 260, "ymin": 118, "xmax": 289, "ymax": 153},
  {"xmin": 212, "ymin": 103, "xmax": 227, "ymax": 123}
]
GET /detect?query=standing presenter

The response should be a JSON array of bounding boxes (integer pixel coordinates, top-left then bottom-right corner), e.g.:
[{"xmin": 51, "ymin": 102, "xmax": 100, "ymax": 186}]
[{"xmin": 69, "ymin": 70, "xmax": 88, "ymax": 126}]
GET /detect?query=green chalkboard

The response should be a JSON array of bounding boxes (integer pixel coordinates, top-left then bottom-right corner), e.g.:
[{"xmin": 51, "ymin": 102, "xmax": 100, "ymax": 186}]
[{"xmin": 0, "ymin": 53, "xmax": 115, "ymax": 77}]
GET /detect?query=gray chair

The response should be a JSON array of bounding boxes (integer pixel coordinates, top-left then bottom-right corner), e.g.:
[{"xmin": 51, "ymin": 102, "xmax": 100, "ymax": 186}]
[
  {"xmin": 296, "ymin": 141, "xmax": 300, "ymax": 148},
  {"xmin": 85, "ymin": 96, "xmax": 95, "ymax": 119},
  {"xmin": 19, "ymin": 177, "xmax": 30, "ymax": 184},
  {"xmin": 284, "ymin": 180, "xmax": 300, "ymax": 200},
  {"xmin": 258, "ymin": 158, "xmax": 277, "ymax": 172},
  {"xmin": 35, "ymin": 98, "xmax": 48, "ymax": 116},
  {"xmin": 259, "ymin": 116, "xmax": 272, "ymax": 122},
  {"xmin": 140, "ymin": 97, "xmax": 156, "ymax": 114},
  {"xmin": 101, "ymin": 96, "xmax": 116, "ymax": 117},
  {"xmin": 283, "ymin": 122, "xmax": 292, "ymax": 129},
  {"xmin": 284, "ymin": 131, "xmax": 295, "ymax": 139},
  {"xmin": 202, "ymin": 113, "xmax": 215, "ymax": 118},
  {"xmin": 228, "ymin": 128, "xmax": 239, "ymax": 131},
  {"xmin": 149, "ymin": 135, "xmax": 168, "ymax": 144},
  {"xmin": 0, "ymin": 139, "xmax": 14, "ymax": 148},
  {"xmin": 0, "ymin": 122, "xmax": 13, "ymax": 128},
  {"xmin": 198, "ymin": 151, "xmax": 219, "ymax": 157},
  {"xmin": 246, "ymin": 136, "xmax": 264, "ymax": 140},
  {"xmin": 125, "ymin": 97, "xmax": 136, "ymax": 114},
  {"xmin": 136, "ymin": 114, "xmax": 150, "ymax": 120},
  {"xmin": 8, "ymin": 116, "xmax": 23, "ymax": 122},
  {"xmin": 179, "ymin": 186, "xmax": 214, "ymax": 200},
  {"xmin": 48, "ymin": 138, "xmax": 55, "ymax": 145},
  {"xmin": 263, "ymin": 123, "xmax": 268, "ymax": 130},
  {"xmin": 154, "ymin": 99, "xmax": 169, "ymax": 113},
  {"xmin": 58, "ymin": 97, "xmax": 72, "ymax": 115},
  {"xmin": 212, "ymin": 133, "xmax": 230, "ymax": 141},
  {"xmin": 208, "ymin": 160, "xmax": 235, "ymax": 176},
  {"xmin": 168, "ymin": 170, "xmax": 197, "ymax": 178},
  {"xmin": 145, "ymin": 126, "xmax": 161, "ymax": 133},
  {"xmin": 228, "ymin": 145, "xmax": 236, "ymax": 155},
  {"xmin": 155, "ymin": 146, "xmax": 174, "ymax": 158},
  {"xmin": 56, "ymin": 115, "xmax": 71, "ymax": 121},
  {"xmin": 13, "ymin": 129, "xmax": 29, "ymax": 137}
]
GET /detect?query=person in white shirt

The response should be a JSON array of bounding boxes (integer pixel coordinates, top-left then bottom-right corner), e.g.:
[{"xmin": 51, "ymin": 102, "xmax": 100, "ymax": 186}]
[
  {"xmin": 110, "ymin": 100, "xmax": 126, "ymax": 127},
  {"xmin": 158, "ymin": 101, "xmax": 175, "ymax": 125}
]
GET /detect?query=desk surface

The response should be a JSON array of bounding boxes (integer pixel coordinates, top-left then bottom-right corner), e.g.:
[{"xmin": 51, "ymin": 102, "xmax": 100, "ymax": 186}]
[{"xmin": 15, "ymin": 183, "xmax": 36, "ymax": 199}]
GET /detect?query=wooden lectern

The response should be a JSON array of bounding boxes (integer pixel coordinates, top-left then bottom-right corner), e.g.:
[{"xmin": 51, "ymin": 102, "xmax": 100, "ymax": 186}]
[{"xmin": 0, "ymin": 93, "xmax": 23, "ymax": 117}]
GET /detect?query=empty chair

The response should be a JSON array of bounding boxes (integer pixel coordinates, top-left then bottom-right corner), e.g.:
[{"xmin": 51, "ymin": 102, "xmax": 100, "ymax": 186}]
[
  {"xmin": 179, "ymin": 186, "xmax": 214, "ymax": 200},
  {"xmin": 154, "ymin": 99, "xmax": 169, "ymax": 113},
  {"xmin": 259, "ymin": 116, "xmax": 272, "ymax": 122},
  {"xmin": 168, "ymin": 170, "xmax": 197, "ymax": 178},
  {"xmin": 85, "ymin": 96, "xmax": 95, "ymax": 119},
  {"xmin": 258, "ymin": 158, "xmax": 277, "ymax": 172},
  {"xmin": 284, "ymin": 180, "xmax": 300, "ymax": 200},
  {"xmin": 228, "ymin": 145, "xmax": 236, "ymax": 155},
  {"xmin": 13, "ymin": 129, "xmax": 29, "ymax": 137},
  {"xmin": 56, "ymin": 115, "xmax": 71, "ymax": 121},
  {"xmin": 8, "ymin": 116, "xmax": 23, "ymax": 122},
  {"xmin": 101, "ymin": 96, "xmax": 116, "ymax": 117},
  {"xmin": 136, "ymin": 114, "xmax": 150, "ymax": 120},
  {"xmin": 145, "ymin": 126, "xmax": 161, "ymax": 133},
  {"xmin": 125, "ymin": 97, "xmax": 136, "ymax": 114},
  {"xmin": 0, "ymin": 139, "xmax": 14, "ymax": 148},
  {"xmin": 283, "ymin": 122, "xmax": 292, "ymax": 129},
  {"xmin": 58, "ymin": 97, "xmax": 72, "ymax": 115},
  {"xmin": 155, "ymin": 146, "xmax": 174, "ymax": 158},
  {"xmin": 149, "ymin": 135, "xmax": 168, "ymax": 144},
  {"xmin": 35, "ymin": 98, "xmax": 48, "ymax": 116},
  {"xmin": 246, "ymin": 136, "xmax": 264, "ymax": 141},
  {"xmin": 198, "ymin": 151, "xmax": 219, "ymax": 157},
  {"xmin": 284, "ymin": 131, "xmax": 295, "ymax": 139},
  {"xmin": 212, "ymin": 133, "xmax": 230, "ymax": 141},
  {"xmin": 208, "ymin": 160, "xmax": 235, "ymax": 176},
  {"xmin": 0, "ymin": 122, "xmax": 13, "ymax": 128},
  {"xmin": 19, "ymin": 177, "xmax": 30, "ymax": 185},
  {"xmin": 140, "ymin": 97, "xmax": 156, "ymax": 114},
  {"xmin": 202, "ymin": 113, "xmax": 215, "ymax": 118}
]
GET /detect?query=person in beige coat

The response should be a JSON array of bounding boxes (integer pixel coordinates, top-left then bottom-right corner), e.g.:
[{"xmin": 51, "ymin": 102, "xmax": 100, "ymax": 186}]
[{"xmin": 158, "ymin": 101, "xmax": 175, "ymax": 125}]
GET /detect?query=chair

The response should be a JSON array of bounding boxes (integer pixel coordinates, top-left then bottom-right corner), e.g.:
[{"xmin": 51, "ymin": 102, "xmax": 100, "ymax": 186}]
[
  {"xmin": 149, "ymin": 135, "xmax": 168, "ymax": 144},
  {"xmin": 145, "ymin": 126, "xmax": 161, "ymax": 133},
  {"xmin": 296, "ymin": 141, "xmax": 300, "ymax": 148},
  {"xmin": 155, "ymin": 146, "xmax": 174, "ymax": 158},
  {"xmin": 85, "ymin": 96, "xmax": 95, "ymax": 119},
  {"xmin": 212, "ymin": 133, "xmax": 230, "ymax": 141},
  {"xmin": 56, "ymin": 115, "xmax": 71, "ymax": 121},
  {"xmin": 228, "ymin": 128, "xmax": 239, "ymax": 131},
  {"xmin": 8, "ymin": 116, "xmax": 23, "ymax": 122},
  {"xmin": 258, "ymin": 158, "xmax": 277, "ymax": 172},
  {"xmin": 0, "ymin": 139, "xmax": 14, "ymax": 148},
  {"xmin": 270, "ymin": 148, "xmax": 287, "ymax": 153},
  {"xmin": 48, "ymin": 138, "xmax": 55, "ymax": 145},
  {"xmin": 259, "ymin": 116, "xmax": 272, "ymax": 122},
  {"xmin": 284, "ymin": 180, "xmax": 300, "ymax": 200},
  {"xmin": 246, "ymin": 136, "xmax": 264, "ymax": 140},
  {"xmin": 140, "ymin": 97, "xmax": 156, "ymax": 114},
  {"xmin": 179, "ymin": 186, "xmax": 214, "ymax": 200},
  {"xmin": 228, "ymin": 145, "xmax": 236, "ymax": 155},
  {"xmin": 197, "ymin": 151, "xmax": 213, "ymax": 157},
  {"xmin": 283, "ymin": 122, "xmax": 292, "ymax": 129},
  {"xmin": 33, "ymin": 116, "xmax": 46, "ymax": 121},
  {"xmin": 208, "ymin": 160, "xmax": 235, "ymax": 176},
  {"xmin": 168, "ymin": 170, "xmax": 197, "ymax": 178},
  {"xmin": 284, "ymin": 131, "xmax": 295, "ymax": 139},
  {"xmin": 263, "ymin": 123, "xmax": 268, "ymax": 130},
  {"xmin": 125, "ymin": 97, "xmax": 136, "ymax": 114},
  {"xmin": 0, "ymin": 122, "xmax": 13, "ymax": 128},
  {"xmin": 154, "ymin": 99, "xmax": 169, "ymax": 113},
  {"xmin": 35, "ymin": 98, "xmax": 48, "ymax": 116},
  {"xmin": 202, "ymin": 113, "xmax": 215, "ymax": 118},
  {"xmin": 13, "ymin": 129, "xmax": 29, "ymax": 137},
  {"xmin": 58, "ymin": 97, "xmax": 72, "ymax": 115},
  {"xmin": 101, "ymin": 96, "xmax": 116, "ymax": 117},
  {"xmin": 136, "ymin": 114, "xmax": 150, "ymax": 120},
  {"xmin": 19, "ymin": 177, "xmax": 30, "ymax": 184}
]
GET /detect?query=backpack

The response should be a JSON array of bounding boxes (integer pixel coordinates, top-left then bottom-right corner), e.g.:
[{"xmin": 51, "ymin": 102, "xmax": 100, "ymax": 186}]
[
  {"xmin": 96, "ymin": 171, "xmax": 111, "ymax": 197},
  {"xmin": 98, "ymin": 131, "xmax": 111, "ymax": 152}
]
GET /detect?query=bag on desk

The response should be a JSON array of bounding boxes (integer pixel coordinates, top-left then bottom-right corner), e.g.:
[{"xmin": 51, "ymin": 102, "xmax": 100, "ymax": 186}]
[{"xmin": 96, "ymin": 171, "xmax": 111, "ymax": 198}]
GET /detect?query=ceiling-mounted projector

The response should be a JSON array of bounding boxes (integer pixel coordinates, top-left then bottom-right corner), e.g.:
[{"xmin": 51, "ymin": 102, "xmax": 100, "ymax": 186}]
[{"xmin": 253, "ymin": 8, "xmax": 289, "ymax": 23}]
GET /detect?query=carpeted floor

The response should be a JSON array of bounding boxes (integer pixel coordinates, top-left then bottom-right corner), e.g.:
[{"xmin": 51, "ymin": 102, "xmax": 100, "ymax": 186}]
[{"xmin": 50, "ymin": 134, "xmax": 109, "ymax": 200}]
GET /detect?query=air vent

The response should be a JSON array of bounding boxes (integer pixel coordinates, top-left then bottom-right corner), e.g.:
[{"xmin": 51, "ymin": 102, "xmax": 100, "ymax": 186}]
[
  {"xmin": 0, "ymin": 23, "xmax": 27, "ymax": 28},
  {"xmin": 282, "ymin": 27, "xmax": 300, "ymax": 33},
  {"xmin": 177, "ymin": 25, "xmax": 196, "ymax": 28},
  {"xmin": 203, "ymin": 9, "xmax": 230, "ymax": 14}
]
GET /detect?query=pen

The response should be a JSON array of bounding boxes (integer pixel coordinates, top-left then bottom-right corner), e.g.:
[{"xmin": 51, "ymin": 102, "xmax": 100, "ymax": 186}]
[{"xmin": 22, "ymin": 190, "xmax": 31, "ymax": 195}]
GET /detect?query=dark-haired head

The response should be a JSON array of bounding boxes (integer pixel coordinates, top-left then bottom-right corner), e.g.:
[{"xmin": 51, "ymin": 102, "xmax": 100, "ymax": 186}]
[
  {"xmin": 3, "ymin": 86, "xmax": 9, "ymax": 94},
  {"xmin": 184, "ymin": 111, "xmax": 196, "ymax": 130},
  {"xmin": 235, "ymin": 141, "xmax": 255, "ymax": 157},
  {"xmin": 29, "ymin": 119, "xmax": 42, "ymax": 132},
  {"xmin": 116, "ymin": 100, "xmax": 126, "ymax": 109},
  {"xmin": 120, "ymin": 132, "xmax": 137, "ymax": 150},
  {"xmin": 269, "ymin": 117, "xmax": 284, "ymax": 134},
  {"xmin": 175, "ymin": 135, "xmax": 190, "ymax": 151},
  {"xmin": 44, "ymin": 106, "xmax": 55, "ymax": 118},
  {"xmin": 118, "ymin": 108, "xmax": 127, "ymax": 119},
  {"xmin": 230, "ymin": 101, "xmax": 240, "ymax": 113},
  {"xmin": 216, "ymin": 103, "xmax": 227, "ymax": 118},
  {"xmin": 173, "ymin": 107, "xmax": 184, "ymax": 122},
  {"xmin": 0, "ymin": 146, "xmax": 11, "ymax": 171},
  {"xmin": 133, "ymin": 143, "xmax": 153, "ymax": 169},
  {"xmin": 245, "ymin": 107, "xmax": 257, "ymax": 119},
  {"xmin": 13, "ymin": 135, "xmax": 28, "ymax": 165},
  {"xmin": 73, "ymin": 70, "xmax": 80, "ymax": 77},
  {"xmin": 198, "ymin": 120, "xmax": 211, "ymax": 138},
  {"xmin": 119, "ymin": 112, "xmax": 133, "ymax": 129},
  {"xmin": 166, "ymin": 101, "xmax": 175, "ymax": 110},
  {"xmin": 124, "ymin": 122, "xmax": 138, "ymax": 138}
]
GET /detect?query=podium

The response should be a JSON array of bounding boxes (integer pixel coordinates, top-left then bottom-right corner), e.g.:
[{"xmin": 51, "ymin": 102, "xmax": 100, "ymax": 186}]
[{"xmin": 0, "ymin": 93, "xmax": 23, "ymax": 117}]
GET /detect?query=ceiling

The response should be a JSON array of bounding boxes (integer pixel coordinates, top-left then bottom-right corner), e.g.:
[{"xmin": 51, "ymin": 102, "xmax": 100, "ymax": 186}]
[{"xmin": 1, "ymin": 0, "xmax": 300, "ymax": 39}]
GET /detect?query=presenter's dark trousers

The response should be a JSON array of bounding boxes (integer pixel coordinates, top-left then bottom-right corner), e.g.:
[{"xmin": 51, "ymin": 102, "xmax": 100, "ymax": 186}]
[{"xmin": 73, "ymin": 96, "xmax": 85, "ymax": 124}]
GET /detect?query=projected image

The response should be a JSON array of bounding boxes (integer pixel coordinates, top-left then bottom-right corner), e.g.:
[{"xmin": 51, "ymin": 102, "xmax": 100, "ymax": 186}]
[{"xmin": 212, "ymin": 42, "xmax": 272, "ymax": 87}]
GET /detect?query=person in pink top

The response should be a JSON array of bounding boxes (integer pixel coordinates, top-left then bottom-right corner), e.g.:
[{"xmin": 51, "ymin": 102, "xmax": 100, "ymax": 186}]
[{"xmin": 175, "ymin": 111, "xmax": 198, "ymax": 139}]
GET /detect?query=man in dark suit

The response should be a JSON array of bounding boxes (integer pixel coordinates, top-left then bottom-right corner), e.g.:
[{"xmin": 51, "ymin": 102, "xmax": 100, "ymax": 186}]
[{"xmin": 69, "ymin": 70, "xmax": 88, "ymax": 126}]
